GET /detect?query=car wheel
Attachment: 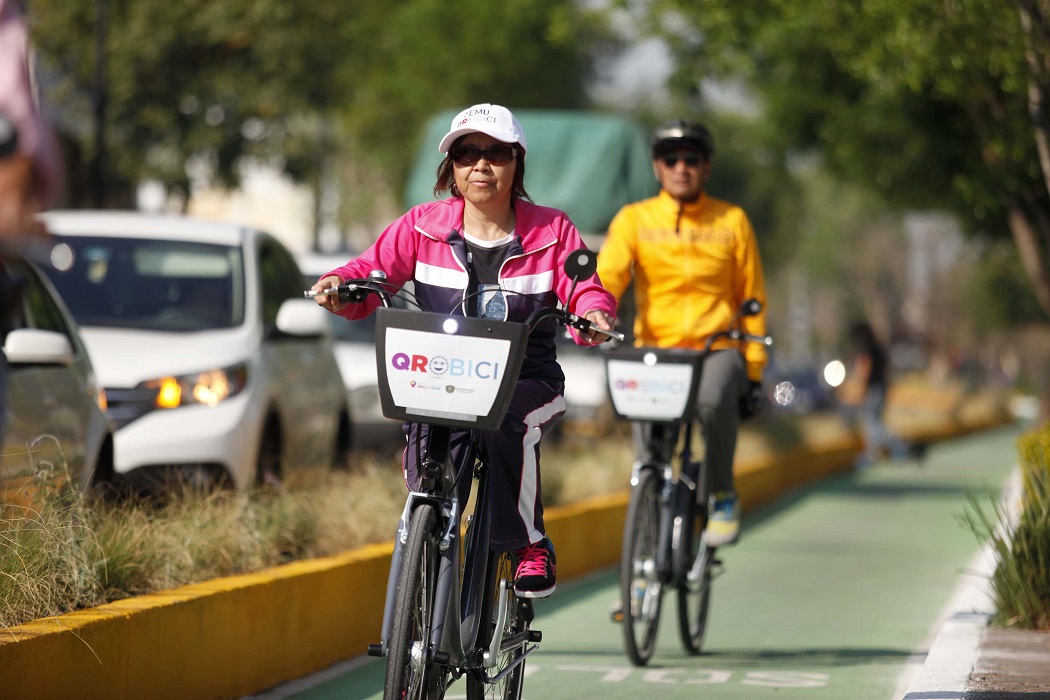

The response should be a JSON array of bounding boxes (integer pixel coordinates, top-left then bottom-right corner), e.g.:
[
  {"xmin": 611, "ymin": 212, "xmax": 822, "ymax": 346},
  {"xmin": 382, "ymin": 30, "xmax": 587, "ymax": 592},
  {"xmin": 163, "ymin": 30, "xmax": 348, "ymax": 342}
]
[
  {"xmin": 256, "ymin": 414, "xmax": 283, "ymax": 489},
  {"xmin": 332, "ymin": 409, "xmax": 352, "ymax": 472},
  {"xmin": 86, "ymin": 436, "xmax": 115, "ymax": 495}
]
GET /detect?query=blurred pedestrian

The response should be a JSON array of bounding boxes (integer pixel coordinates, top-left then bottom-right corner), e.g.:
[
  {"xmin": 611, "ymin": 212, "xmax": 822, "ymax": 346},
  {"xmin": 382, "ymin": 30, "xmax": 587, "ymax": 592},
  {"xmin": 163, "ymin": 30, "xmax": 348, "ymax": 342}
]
[
  {"xmin": 847, "ymin": 320, "xmax": 909, "ymax": 467},
  {"xmin": 596, "ymin": 118, "xmax": 769, "ymax": 547},
  {"xmin": 1, "ymin": 0, "xmax": 61, "ymax": 239},
  {"xmin": 0, "ymin": 0, "xmax": 63, "ymax": 442}
]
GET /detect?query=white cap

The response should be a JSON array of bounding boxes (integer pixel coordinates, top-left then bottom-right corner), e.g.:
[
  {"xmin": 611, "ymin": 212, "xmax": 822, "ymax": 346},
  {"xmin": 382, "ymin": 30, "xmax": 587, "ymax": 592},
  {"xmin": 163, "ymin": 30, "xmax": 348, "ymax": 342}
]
[{"xmin": 438, "ymin": 103, "xmax": 527, "ymax": 154}]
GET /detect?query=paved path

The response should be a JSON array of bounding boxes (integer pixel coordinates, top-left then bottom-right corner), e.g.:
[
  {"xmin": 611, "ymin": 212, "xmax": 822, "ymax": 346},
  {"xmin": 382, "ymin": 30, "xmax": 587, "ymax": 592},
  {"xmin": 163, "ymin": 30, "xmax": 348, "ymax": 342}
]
[{"xmin": 251, "ymin": 424, "xmax": 1023, "ymax": 700}]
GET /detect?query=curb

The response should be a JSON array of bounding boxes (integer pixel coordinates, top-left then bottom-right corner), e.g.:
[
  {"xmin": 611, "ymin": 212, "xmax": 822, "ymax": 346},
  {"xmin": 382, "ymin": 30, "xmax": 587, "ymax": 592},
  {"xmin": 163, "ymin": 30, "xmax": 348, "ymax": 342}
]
[
  {"xmin": 900, "ymin": 470, "xmax": 1021, "ymax": 700},
  {"xmin": 900, "ymin": 546, "xmax": 994, "ymax": 699},
  {"xmin": 0, "ymin": 407, "xmax": 1013, "ymax": 700}
]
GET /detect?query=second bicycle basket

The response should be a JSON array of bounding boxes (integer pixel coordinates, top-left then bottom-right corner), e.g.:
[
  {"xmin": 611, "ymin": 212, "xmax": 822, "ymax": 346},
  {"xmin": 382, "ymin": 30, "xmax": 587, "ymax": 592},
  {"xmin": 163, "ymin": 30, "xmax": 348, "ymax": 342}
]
[{"xmin": 605, "ymin": 347, "xmax": 705, "ymax": 422}]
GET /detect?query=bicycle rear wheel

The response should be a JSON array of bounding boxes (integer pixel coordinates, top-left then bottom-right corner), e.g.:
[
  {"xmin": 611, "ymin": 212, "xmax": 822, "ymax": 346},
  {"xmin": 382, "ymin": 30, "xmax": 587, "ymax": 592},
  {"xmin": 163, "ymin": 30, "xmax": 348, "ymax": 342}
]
[
  {"xmin": 674, "ymin": 464, "xmax": 713, "ymax": 655},
  {"xmin": 466, "ymin": 550, "xmax": 531, "ymax": 700},
  {"xmin": 620, "ymin": 469, "xmax": 663, "ymax": 666},
  {"xmin": 384, "ymin": 504, "xmax": 448, "ymax": 700}
]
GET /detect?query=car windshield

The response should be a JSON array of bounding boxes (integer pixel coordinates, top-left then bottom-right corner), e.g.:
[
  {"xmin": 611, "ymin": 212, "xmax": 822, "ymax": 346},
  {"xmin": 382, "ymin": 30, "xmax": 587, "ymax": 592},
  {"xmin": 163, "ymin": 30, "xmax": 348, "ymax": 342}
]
[
  {"xmin": 45, "ymin": 236, "xmax": 245, "ymax": 331},
  {"xmin": 329, "ymin": 314, "xmax": 377, "ymax": 343}
]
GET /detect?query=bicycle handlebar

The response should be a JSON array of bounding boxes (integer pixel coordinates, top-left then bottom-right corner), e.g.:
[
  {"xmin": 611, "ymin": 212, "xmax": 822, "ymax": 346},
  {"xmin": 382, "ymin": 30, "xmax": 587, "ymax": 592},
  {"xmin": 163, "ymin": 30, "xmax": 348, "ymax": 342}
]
[
  {"xmin": 304, "ymin": 276, "xmax": 396, "ymax": 308},
  {"xmin": 701, "ymin": 328, "xmax": 773, "ymax": 354},
  {"xmin": 524, "ymin": 305, "xmax": 625, "ymax": 342},
  {"xmin": 306, "ymin": 277, "xmax": 626, "ymax": 342}
]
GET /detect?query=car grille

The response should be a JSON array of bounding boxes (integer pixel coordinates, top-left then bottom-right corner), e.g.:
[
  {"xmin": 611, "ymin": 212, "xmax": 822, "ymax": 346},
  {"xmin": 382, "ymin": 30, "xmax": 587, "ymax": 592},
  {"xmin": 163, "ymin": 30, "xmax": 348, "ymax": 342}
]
[{"xmin": 105, "ymin": 386, "xmax": 160, "ymax": 429}]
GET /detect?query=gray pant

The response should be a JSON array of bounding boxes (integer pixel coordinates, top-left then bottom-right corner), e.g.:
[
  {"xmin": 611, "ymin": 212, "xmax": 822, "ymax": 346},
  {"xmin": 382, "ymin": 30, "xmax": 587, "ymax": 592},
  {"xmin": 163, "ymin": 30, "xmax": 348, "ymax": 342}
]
[{"xmin": 633, "ymin": 349, "xmax": 747, "ymax": 494}]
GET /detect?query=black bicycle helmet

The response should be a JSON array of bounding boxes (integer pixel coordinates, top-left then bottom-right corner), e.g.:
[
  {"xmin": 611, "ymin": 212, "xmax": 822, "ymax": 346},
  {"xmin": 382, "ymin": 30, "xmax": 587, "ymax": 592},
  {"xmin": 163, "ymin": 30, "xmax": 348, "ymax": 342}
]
[{"xmin": 650, "ymin": 119, "xmax": 715, "ymax": 160}]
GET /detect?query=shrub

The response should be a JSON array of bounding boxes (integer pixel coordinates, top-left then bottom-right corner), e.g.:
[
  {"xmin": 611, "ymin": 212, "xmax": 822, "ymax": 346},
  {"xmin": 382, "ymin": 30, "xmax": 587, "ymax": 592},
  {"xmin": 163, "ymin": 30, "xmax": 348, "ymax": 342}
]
[{"xmin": 963, "ymin": 421, "xmax": 1050, "ymax": 630}]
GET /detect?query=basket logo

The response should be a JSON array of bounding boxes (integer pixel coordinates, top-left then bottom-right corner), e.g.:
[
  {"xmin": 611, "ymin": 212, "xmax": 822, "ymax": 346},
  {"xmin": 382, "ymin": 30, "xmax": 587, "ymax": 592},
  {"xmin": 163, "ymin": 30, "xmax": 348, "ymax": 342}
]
[
  {"xmin": 614, "ymin": 378, "xmax": 687, "ymax": 393},
  {"xmin": 391, "ymin": 352, "xmax": 500, "ymax": 380}
]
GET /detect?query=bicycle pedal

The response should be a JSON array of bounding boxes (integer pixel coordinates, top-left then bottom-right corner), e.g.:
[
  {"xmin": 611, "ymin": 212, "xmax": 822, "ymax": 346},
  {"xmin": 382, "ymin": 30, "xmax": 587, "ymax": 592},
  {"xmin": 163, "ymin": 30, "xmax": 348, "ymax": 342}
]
[
  {"xmin": 367, "ymin": 643, "xmax": 384, "ymax": 658},
  {"xmin": 528, "ymin": 629, "xmax": 542, "ymax": 643},
  {"xmin": 610, "ymin": 606, "xmax": 624, "ymax": 623}
]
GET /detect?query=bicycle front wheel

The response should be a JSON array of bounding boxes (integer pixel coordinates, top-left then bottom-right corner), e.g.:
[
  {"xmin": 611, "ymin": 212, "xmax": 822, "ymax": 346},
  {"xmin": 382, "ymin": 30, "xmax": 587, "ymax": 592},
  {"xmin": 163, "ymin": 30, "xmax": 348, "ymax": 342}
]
[
  {"xmin": 676, "ymin": 541, "xmax": 714, "ymax": 655},
  {"xmin": 620, "ymin": 469, "xmax": 663, "ymax": 666},
  {"xmin": 674, "ymin": 471, "xmax": 713, "ymax": 655},
  {"xmin": 466, "ymin": 550, "xmax": 531, "ymax": 700},
  {"xmin": 384, "ymin": 504, "xmax": 448, "ymax": 700}
]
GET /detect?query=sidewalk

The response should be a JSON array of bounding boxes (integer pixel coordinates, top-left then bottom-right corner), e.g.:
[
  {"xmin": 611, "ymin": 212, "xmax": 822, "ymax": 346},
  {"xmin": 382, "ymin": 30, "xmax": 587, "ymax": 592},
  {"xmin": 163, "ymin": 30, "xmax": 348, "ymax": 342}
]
[{"xmin": 903, "ymin": 472, "xmax": 1050, "ymax": 700}]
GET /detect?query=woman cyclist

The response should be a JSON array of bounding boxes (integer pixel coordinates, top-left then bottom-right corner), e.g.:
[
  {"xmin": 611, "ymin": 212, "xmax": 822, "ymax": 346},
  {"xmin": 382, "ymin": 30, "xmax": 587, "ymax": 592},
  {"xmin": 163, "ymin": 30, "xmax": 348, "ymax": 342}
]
[{"xmin": 312, "ymin": 103, "xmax": 617, "ymax": 599}]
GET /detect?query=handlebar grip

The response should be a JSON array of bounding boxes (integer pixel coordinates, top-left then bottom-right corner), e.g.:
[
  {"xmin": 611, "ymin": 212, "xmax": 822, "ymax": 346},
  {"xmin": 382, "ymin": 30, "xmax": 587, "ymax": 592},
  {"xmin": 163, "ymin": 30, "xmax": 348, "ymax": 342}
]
[
  {"xmin": 593, "ymin": 326, "xmax": 625, "ymax": 342},
  {"xmin": 304, "ymin": 288, "xmax": 340, "ymax": 298},
  {"xmin": 741, "ymin": 333, "xmax": 774, "ymax": 347}
]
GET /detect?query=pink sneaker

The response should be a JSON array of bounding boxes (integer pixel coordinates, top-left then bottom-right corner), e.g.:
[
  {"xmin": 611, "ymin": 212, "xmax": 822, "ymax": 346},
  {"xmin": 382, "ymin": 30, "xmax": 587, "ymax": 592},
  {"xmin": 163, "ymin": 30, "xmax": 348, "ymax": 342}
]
[{"xmin": 514, "ymin": 537, "xmax": 557, "ymax": 598}]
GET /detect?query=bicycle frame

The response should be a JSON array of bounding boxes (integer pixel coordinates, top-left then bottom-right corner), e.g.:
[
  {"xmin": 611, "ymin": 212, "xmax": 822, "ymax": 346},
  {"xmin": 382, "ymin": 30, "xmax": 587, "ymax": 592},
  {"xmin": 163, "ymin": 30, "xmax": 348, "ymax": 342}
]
[
  {"xmin": 314, "ymin": 248, "xmax": 622, "ymax": 696},
  {"xmin": 629, "ymin": 419, "xmax": 704, "ymax": 581},
  {"xmin": 367, "ymin": 307, "xmax": 540, "ymax": 687},
  {"xmin": 607, "ymin": 298, "xmax": 771, "ymax": 665}
]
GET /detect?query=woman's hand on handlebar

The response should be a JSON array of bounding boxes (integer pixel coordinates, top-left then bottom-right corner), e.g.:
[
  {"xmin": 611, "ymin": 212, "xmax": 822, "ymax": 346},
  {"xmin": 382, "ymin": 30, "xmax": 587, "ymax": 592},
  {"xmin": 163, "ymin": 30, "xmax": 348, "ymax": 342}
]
[
  {"xmin": 311, "ymin": 275, "xmax": 346, "ymax": 312},
  {"xmin": 584, "ymin": 309, "xmax": 617, "ymax": 344}
]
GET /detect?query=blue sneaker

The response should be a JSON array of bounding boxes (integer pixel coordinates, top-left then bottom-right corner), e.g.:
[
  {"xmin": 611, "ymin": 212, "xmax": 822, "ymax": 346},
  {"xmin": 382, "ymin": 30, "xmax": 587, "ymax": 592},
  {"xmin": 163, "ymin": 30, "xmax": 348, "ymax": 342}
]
[{"xmin": 706, "ymin": 491, "xmax": 740, "ymax": 546}]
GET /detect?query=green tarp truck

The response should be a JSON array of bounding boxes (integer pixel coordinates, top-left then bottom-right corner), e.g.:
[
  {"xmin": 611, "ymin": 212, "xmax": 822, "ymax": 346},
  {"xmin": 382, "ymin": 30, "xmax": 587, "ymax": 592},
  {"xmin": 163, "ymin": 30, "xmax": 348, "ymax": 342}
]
[{"xmin": 403, "ymin": 109, "xmax": 658, "ymax": 241}]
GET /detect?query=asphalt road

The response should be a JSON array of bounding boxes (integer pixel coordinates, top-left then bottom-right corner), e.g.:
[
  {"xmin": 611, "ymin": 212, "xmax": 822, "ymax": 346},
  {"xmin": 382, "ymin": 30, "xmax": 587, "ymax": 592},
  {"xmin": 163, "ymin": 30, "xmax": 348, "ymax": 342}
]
[{"xmin": 251, "ymin": 423, "xmax": 1023, "ymax": 700}]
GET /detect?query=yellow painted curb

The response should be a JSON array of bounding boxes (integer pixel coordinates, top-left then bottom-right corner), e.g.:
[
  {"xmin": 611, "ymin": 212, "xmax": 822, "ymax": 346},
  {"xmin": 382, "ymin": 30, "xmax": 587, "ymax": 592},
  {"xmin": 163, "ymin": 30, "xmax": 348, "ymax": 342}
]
[{"xmin": 0, "ymin": 401, "xmax": 1014, "ymax": 700}]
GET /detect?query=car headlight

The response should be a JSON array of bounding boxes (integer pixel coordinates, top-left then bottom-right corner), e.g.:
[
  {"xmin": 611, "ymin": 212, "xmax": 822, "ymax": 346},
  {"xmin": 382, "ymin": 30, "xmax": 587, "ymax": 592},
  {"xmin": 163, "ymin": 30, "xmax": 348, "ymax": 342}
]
[{"xmin": 144, "ymin": 363, "xmax": 248, "ymax": 409}]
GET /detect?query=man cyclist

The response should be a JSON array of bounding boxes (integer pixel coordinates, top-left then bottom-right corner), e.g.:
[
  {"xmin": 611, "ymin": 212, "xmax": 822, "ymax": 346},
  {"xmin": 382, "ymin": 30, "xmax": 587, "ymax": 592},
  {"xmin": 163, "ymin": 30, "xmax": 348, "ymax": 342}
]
[{"xmin": 596, "ymin": 118, "xmax": 768, "ymax": 546}]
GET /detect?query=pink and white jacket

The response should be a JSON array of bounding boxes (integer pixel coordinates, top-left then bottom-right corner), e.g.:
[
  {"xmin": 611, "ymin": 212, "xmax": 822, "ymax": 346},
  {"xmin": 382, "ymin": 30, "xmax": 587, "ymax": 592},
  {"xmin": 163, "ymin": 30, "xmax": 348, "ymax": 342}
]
[{"xmin": 324, "ymin": 196, "xmax": 616, "ymax": 382}]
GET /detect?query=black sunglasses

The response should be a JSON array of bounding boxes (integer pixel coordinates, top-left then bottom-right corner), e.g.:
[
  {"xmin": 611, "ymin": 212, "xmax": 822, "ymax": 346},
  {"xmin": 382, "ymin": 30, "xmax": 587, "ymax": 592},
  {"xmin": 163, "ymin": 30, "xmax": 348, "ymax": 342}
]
[
  {"xmin": 661, "ymin": 154, "xmax": 702, "ymax": 168},
  {"xmin": 450, "ymin": 144, "xmax": 516, "ymax": 167}
]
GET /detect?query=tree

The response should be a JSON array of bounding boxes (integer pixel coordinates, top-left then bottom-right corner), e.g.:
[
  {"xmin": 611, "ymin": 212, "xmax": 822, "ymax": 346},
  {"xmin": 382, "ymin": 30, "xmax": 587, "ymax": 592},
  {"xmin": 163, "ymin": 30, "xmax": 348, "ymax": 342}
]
[
  {"xmin": 639, "ymin": 0, "xmax": 1050, "ymax": 318},
  {"xmin": 26, "ymin": 0, "xmax": 615, "ymax": 223},
  {"xmin": 327, "ymin": 0, "xmax": 616, "ymax": 228},
  {"xmin": 28, "ymin": 0, "xmax": 361, "ymax": 201}
]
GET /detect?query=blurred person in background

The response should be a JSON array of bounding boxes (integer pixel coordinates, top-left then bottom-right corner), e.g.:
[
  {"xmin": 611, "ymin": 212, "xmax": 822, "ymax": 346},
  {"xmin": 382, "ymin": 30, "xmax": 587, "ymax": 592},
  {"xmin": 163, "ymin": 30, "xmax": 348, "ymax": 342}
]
[
  {"xmin": 0, "ymin": 0, "xmax": 63, "ymax": 441},
  {"xmin": 596, "ymin": 118, "xmax": 768, "ymax": 547},
  {"xmin": 1, "ymin": 0, "xmax": 61, "ymax": 239},
  {"xmin": 846, "ymin": 320, "xmax": 910, "ymax": 468}
]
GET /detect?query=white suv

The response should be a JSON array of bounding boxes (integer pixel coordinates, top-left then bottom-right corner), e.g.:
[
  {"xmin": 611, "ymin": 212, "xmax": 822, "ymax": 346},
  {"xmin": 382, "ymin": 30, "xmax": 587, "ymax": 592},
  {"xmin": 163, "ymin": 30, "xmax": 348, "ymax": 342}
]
[{"xmin": 39, "ymin": 211, "xmax": 351, "ymax": 490}]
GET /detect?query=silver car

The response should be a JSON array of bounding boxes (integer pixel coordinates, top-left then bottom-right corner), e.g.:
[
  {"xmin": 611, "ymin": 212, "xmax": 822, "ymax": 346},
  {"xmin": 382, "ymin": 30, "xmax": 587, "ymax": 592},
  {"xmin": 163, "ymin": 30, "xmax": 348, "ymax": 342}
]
[
  {"xmin": 0, "ymin": 256, "xmax": 114, "ymax": 492},
  {"xmin": 39, "ymin": 211, "xmax": 351, "ymax": 490}
]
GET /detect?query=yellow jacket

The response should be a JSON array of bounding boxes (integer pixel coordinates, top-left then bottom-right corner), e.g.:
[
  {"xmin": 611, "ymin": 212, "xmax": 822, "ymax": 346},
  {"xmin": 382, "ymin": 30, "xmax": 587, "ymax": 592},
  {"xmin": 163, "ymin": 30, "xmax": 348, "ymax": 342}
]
[{"xmin": 597, "ymin": 189, "xmax": 769, "ymax": 381}]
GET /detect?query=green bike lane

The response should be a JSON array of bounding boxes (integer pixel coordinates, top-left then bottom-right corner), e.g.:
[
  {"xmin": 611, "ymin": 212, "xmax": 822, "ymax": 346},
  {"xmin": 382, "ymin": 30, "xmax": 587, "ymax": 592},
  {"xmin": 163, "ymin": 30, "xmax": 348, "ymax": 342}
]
[{"xmin": 258, "ymin": 424, "xmax": 1022, "ymax": 700}]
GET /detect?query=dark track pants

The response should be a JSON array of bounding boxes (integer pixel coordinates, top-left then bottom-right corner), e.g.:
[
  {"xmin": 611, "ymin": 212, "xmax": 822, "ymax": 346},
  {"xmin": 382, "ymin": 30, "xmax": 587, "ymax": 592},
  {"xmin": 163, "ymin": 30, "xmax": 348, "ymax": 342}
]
[{"xmin": 403, "ymin": 378, "xmax": 566, "ymax": 552}]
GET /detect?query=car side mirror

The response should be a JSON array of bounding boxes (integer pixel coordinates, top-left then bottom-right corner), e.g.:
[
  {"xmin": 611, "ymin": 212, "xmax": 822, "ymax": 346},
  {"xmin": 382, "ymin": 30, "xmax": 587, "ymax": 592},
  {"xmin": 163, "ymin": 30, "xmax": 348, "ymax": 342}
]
[
  {"xmin": 275, "ymin": 298, "xmax": 330, "ymax": 337},
  {"xmin": 3, "ymin": 328, "xmax": 75, "ymax": 366}
]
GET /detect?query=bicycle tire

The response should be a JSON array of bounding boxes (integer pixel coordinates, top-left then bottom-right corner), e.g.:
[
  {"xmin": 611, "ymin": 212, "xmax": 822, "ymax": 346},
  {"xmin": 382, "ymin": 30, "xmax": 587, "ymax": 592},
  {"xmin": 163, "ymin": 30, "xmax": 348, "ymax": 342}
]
[
  {"xmin": 620, "ymin": 469, "xmax": 663, "ymax": 666},
  {"xmin": 466, "ymin": 550, "xmax": 529, "ymax": 700},
  {"xmin": 384, "ymin": 504, "xmax": 448, "ymax": 700},
  {"xmin": 674, "ymin": 463, "xmax": 712, "ymax": 655},
  {"xmin": 676, "ymin": 544, "xmax": 714, "ymax": 654}
]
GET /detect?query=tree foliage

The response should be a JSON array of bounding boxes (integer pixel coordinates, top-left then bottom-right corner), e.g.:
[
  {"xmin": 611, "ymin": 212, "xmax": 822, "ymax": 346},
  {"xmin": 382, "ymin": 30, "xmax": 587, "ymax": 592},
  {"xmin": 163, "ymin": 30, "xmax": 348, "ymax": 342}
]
[
  {"xmin": 641, "ymin": 0, "xmax": 1050, "ymax": 317},
  {"xmin": 28, "ymin": 0, "xmax": 359, "ymax": 197},
  {"xmin": 25, "ymin": 0, "xmax": 614, "ymax": 210}
]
